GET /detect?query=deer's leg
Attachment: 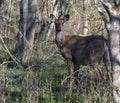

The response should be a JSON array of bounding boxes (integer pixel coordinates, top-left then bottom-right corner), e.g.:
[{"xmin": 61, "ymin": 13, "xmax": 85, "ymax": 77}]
[
  {"xmin": 105, "ymin": 64, "xmax": 112, "ymax": 84},
  {"xmin": 73, "ymin": 60, "xmax": 79, "ymax": 85},
  {"xmin": 95, "ymin": 67, "xmax": 103, "ymax": 80},
  {"xmin": 103, "ymin": 43, "xmax": 112, "ymax": 83},
  {"xmin": 62, "ymin": 49, "xmax": 74, "ymax": 94},
  {"xmin": 103, "ymin": 56, "xmax": 112, "ymax": 83},
  {"xmin": 67, "ymin": 59, "xmax": 74, "ymax": 94},
  {"xmin": 91, "ymin": 61, "xmax": 103, "ymax": 80}
]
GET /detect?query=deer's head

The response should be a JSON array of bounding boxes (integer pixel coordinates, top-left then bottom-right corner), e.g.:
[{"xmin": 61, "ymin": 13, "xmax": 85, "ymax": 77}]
[{"xmin": 50, "ymin": 14, "xmax": 70, "ymax": 33}]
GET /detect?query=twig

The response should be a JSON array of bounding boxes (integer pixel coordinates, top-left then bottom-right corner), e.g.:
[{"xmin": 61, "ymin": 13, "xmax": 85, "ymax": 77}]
[
  {"xmin": 0, "ymin": 33, "xmax": 23, "ymax": 68},
  {"xmin": 61, "ymin": 69, "xmax": 80, "ymax": 85}
]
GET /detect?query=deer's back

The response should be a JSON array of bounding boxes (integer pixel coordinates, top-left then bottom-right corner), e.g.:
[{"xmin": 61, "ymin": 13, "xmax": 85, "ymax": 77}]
[{"xmin": 60, "ymin": 35, "xmax": 108, "ymax": 65}]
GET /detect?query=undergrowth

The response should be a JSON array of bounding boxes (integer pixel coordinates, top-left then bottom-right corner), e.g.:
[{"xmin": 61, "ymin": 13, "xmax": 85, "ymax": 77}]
[{"xmin": 0, "ymin": 41, "xmax": 115, "ymax": 103}]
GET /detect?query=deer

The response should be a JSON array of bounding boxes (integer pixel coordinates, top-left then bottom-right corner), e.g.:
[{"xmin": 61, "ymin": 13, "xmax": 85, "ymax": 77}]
[{"xmin": 49, "ymin": 14, "xmax": 112, "ymax": 93}]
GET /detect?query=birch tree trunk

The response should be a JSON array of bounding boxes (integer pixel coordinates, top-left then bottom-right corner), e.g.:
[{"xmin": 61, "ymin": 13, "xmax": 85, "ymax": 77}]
[
  {"xmin": 97, "ymin": 0, "xmax": 120, "ymax": 102},
  {"xmin": 15, "ymin": 0, "xmax": 38, "ymax": 64},
  {"xmin": 45, "ymin": 0, "xmax": 58, "ymax": 40},
  {"xmin": 83, "ymin": 0, "xmax": 89, "ymax": 35}
]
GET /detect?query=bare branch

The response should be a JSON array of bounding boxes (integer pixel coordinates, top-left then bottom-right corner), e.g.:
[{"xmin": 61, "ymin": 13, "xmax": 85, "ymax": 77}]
[
  {"xmin": 100, "ymin": 0, "xmax": 112, "ymax": 16},
  {"xmin": 113, "ymin": 0, "xmax": 117, "ymax": 5},
  {"xmin": 0, "ymin": 31, "xmax": 23, "ymax": 68},
  {"xmin": 113, "ymin": 0, "xmax": 120, "ymax": 6},
  {"xmin": 95, "ymin": 6, "xmax": 108, "ymax": 24},
  {"xmin": 100, "ymin": 0, "xmax": 112, "ymax": 8}
]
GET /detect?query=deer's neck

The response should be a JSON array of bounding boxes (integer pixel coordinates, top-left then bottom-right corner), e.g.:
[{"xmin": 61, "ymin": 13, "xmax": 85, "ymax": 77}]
[{"xmin": 55, "ymin": 31, "xmax": 66, "ymax": 48}]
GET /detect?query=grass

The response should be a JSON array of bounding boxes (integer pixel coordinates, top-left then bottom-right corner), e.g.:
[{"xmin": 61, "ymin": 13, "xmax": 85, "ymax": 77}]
[{"xmin": 0, "ymin": 40, "xmax": 115, "ymax": 103}]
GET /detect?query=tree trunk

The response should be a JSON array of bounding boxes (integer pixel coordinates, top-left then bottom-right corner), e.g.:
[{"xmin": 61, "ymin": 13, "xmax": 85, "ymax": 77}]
[
  {"xmin": 83, "ymin": 0, "xmax": 89, "ymax": 35},
  {"xmin": 15, "ymin": 0, "xmax": 37, "ymax": 65},
  {"xmin": 108, "ymin": 7, "xmax": 120, "ymax": 103},
  {"xmin": 97, "ymin": 1, "xmax": 120, "ymax": 102},
  {"xmin": 45, "ymin": 0, "xmax": 58, "ymax": 40}
]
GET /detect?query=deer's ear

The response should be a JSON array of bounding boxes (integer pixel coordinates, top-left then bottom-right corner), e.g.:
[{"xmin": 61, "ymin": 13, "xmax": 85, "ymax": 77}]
[
  {"xmin": 64, "ymin": 14, "xmax": 70, "ymax": 22},
  {"xmin": 50, "ymin": 14, "xmax": 56, "ymax": 22}
]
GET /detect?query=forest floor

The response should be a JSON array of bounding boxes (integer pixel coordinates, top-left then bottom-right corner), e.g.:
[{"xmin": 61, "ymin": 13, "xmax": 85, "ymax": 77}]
[{"xmin": 0, "ymin": 40, "xmax": 114, "ymax": 103}]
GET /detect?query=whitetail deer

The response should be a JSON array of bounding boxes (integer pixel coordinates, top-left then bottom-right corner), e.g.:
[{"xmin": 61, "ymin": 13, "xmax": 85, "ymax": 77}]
[{"xmin": 50, "ymin": 14, "xmax": 112, "ymax": 93}]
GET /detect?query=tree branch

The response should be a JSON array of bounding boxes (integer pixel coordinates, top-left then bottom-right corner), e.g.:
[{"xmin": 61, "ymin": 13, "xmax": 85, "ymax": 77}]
[
  {"xmin": 100, "ymin": 0, "xmax": 112, "ymax": 16},
  {"xmin": 113, "ymin": 0, "xmax": 117, "ymax": 6},
  {"xmin": 113, "ymin": 0, "xmax": 120, "ymax": 6},
  {"xmin": 95, "ymin": 6, "xmax": 108, "ymax": 24},
  {"xmin": 100, "ymin": 0, "xmax": 112, "ymax": 8}
]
